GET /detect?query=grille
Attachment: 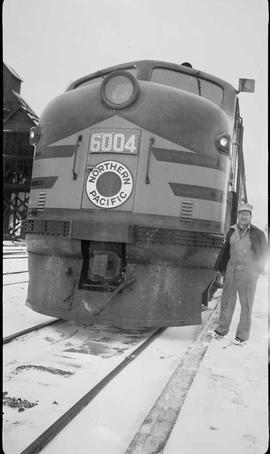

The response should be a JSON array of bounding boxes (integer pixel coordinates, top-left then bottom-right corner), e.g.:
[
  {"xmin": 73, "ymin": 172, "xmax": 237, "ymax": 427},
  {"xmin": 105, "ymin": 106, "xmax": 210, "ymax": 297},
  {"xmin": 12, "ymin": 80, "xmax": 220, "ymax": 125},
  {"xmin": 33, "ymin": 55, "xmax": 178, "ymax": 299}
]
[
  {"xmin": 180, "ymin": 200, "xmax": 193, "ymax": 219},
  {"xmin": 24, "ymin": 219, "xmax": 70, "ymax": 236},
  {"xmin": 23, "ymin": 219, "xmax": 223, "ymax": 248},
  {"xmin": 37, "ymin": 192, "xmax": 46, "ymax": 210},
  {"xmin": 134, "ymin": 226, "xmax": 223, "ymax": 248}
]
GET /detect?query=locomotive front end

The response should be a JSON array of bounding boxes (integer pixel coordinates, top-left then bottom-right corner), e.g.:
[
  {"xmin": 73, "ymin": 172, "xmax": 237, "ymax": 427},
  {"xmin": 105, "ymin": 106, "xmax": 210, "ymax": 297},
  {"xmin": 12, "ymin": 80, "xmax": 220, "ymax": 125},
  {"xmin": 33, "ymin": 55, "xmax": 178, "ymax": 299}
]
[{"xmin": 25, "ymin": 61, "xmax": 238, "ymax": 327}]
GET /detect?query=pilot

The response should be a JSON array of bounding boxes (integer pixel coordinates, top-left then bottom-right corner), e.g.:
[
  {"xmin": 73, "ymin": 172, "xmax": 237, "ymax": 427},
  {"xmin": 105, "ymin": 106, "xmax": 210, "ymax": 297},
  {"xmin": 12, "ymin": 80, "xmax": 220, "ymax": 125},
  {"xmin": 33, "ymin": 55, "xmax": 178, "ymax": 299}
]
[{"xmin": 210, "ymin": 203, "xmax": 267, "ymax": 345}]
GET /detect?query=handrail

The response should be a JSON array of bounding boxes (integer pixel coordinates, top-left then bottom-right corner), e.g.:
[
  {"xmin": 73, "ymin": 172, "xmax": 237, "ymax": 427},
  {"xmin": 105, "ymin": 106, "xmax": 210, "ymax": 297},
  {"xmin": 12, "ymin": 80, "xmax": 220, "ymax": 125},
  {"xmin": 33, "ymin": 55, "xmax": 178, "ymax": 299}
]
[
  {"xmin": 145, "ymin": 137, "xmax": 155, "ymax": 184},
  {"xmin": 72, "ymin": 134, "xmax": 83, "ymax": 180}
]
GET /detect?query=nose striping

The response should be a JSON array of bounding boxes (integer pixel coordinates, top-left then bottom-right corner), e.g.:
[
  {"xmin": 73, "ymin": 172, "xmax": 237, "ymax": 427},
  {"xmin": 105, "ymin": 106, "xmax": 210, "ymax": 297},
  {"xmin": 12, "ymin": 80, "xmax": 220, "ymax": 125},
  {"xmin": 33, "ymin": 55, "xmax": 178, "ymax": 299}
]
[{"xmin": 96, "ymin": 171, "xmax": 122, "ymax": 197}]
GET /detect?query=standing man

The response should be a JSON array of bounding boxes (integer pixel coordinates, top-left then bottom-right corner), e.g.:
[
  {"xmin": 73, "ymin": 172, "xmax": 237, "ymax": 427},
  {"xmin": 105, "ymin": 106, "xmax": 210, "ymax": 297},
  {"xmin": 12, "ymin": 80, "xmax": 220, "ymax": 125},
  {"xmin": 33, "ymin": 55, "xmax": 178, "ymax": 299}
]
[{"xmin": 210, "ymin": 203, "xmax": 267, "ymax": 345}]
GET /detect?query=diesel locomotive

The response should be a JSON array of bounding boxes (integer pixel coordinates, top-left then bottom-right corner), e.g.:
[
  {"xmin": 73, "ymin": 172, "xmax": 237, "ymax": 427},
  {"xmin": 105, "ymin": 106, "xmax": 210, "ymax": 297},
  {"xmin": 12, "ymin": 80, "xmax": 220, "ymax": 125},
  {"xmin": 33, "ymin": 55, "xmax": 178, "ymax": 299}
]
[{"xmin": 24, "ymin": 60, "xmax": 254, "ymax": 327}]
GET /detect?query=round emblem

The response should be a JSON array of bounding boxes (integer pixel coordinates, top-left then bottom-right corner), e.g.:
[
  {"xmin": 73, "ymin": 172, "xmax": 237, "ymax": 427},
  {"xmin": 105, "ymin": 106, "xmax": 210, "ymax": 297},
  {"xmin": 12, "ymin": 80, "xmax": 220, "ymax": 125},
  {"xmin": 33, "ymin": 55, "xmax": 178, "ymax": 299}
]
[{"xmin": 86, "ymin": 160, "xmax": 133, "ymax": 208}]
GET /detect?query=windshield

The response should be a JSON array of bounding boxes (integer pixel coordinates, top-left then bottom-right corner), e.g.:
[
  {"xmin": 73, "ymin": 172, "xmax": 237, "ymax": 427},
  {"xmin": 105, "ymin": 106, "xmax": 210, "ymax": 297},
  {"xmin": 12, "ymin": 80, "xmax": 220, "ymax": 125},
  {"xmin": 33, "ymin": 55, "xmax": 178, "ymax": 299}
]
[{"xmin": 151, "ymin": 68, "xmax": 224, "ymax": 106}]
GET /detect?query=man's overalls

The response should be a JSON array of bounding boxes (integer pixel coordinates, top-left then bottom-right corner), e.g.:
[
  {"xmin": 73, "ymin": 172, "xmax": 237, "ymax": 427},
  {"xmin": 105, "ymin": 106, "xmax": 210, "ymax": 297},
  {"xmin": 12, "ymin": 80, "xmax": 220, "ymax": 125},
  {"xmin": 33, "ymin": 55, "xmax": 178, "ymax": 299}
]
[{"xmin": 215, "ymin": 224, "xmax": 259, "ymax": 341}]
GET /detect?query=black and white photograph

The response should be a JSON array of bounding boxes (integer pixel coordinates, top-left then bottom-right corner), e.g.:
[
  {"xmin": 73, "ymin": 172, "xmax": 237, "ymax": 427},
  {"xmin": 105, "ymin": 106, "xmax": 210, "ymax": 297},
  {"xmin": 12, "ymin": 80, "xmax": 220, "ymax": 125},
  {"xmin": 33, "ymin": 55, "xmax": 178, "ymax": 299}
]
[{"xmin": 3, "ymin": 0, "xmax": 268, "ymax": 453}]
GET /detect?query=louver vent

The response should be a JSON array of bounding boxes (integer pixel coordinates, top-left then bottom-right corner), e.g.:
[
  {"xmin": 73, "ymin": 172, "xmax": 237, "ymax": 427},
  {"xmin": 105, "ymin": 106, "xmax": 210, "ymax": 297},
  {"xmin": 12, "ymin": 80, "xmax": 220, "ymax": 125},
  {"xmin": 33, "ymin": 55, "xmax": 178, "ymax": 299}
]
[
  {"xmin": 180, "ymin": 200, "xmax": 193, "ymax": 219},
  {"xmin": 37, "ymin": 192, "xmax": 46, "ymax": 210}
]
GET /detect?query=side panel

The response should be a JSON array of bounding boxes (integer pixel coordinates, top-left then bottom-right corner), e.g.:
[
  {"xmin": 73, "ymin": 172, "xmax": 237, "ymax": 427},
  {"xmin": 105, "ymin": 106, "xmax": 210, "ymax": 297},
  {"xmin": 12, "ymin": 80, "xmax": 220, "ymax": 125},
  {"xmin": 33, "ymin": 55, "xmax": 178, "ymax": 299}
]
[
  {"xmin": 133, "ymin": 129, "xmax": 228, "ymax": 225},
  {"xmin": 29, "ymin": 128, "xmax": 90, "ymax": 209}
]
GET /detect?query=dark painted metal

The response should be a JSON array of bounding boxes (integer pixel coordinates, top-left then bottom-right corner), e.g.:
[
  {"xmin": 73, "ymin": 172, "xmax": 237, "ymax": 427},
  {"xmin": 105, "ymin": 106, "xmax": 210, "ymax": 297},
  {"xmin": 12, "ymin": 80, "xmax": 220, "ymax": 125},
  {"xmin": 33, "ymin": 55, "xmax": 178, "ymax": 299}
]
[
  {"xmin": 24, "ymin": 219, "xmax": 70, "ymax": 236},
  {"xmin": 24, "ymin": 219, "xmax": 223, "ymax": 247},
  {"xmin": 71, "ymin": 221, "xmax": 134, "ymax": 243},
  {"xmin": 169, "ymin": 183, "xmax": 224, "ymax": 202},
  {"xmin": 88, "ymin": 277, "xmax": 137, "ymax": 316},
  {"xmin": 35, "ymin": 145, "xmax": 76, "ymax": 160},
  {"xmin": 35, "ymin": 80, "xmax": 230, "ymax": 157},
  {"xmin": 145, "ymin": 137, "xmax": 155, "ymax": 184},
  {"xmin": 72, "ymin": 135, "xmax": 83, "ymax": 180},
  {"xmin": 24, "ymin": 61, "xmax": 246, "ymax": 326},
  {"xmin": 31, "ymin": 176, "xmax": 58, "ymax": 189},
  {"xmin": 152, "ymin": 147, "xmax": 226, "ymax": 171}
]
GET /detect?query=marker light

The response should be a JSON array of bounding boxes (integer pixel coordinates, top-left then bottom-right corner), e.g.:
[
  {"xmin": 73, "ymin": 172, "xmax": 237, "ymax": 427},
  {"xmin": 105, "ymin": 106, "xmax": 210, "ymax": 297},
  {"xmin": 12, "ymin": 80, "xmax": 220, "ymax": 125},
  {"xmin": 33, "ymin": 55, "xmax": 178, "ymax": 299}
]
[
  {"xmin": 216, "ymin": 134, "xmax": 231, "ymax": 156},
  {"xmin": 29, "ymin": 126, "xmax": 41, "ymax": 146},
  {"xmin": 219, "ymin": 137, "xmax": 229, "ymax": 147},
  {"xmin": 100, "ymin": 70, "xmax": 139, "ymax": 109}
]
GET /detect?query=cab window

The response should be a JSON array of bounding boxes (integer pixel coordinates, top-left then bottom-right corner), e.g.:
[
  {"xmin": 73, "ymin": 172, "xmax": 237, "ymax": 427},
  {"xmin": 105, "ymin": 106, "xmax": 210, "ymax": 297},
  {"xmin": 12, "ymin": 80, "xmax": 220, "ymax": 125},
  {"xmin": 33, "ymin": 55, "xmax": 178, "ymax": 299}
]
[
  {"xmin": 151, "ymin": 68, "xmax": 198, "ymax": 94},
  {"xmin": 151, "ymin": 68, "xmax": 223, "ymax": 106}
]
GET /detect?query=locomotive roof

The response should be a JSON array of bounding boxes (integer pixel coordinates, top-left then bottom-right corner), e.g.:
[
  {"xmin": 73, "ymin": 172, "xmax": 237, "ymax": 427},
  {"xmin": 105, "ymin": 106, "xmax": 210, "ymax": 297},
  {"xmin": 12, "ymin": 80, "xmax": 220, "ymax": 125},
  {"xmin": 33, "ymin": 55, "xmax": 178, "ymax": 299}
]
[
  {"xmin": 67, "ymin": 60, "xmax": 236, "ymax": 92},
  {"xmin": 67, "ymin": 60, "xmax": 237, "ymax": 117}
]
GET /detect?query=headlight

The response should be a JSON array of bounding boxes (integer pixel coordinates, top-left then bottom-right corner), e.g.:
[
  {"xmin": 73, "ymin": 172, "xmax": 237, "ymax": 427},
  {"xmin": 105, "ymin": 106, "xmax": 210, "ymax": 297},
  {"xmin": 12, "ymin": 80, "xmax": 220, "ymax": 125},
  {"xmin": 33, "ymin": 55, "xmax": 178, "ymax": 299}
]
[
  {"xmin": 216, "ymin": 134, "xmax": 231, "ymax": 156},
  {"xmin": 219, "ymin": 137, "xmax": 229, "ymax": 147},
  {"xmin": 100, "ymin": 70, "xmax": 139, "ymax": 109},
  {"xmin": 29, "ymin": 126, "xmax": 41, "ymax": 146}
]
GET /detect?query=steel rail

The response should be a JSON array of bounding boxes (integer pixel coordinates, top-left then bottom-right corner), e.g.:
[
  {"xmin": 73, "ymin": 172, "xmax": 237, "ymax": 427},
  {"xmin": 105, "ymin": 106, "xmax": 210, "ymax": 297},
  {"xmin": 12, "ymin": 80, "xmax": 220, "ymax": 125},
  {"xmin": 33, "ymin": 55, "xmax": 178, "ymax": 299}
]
[
  {"xmin": 3, "ymin": 280, "xmax": 29, "ymax": 286},
  {"xmin": 3, "ymin": 270, "xmax": 28, "ymax": 275},
  {"xmin": 20, "ymin": 327, "xmax": 166, "ymax": 454},
  {"xmin": 3, "ymin": 250, "xmax": 27, "ymax": 253},
  {"xmin": 3, "ymin": 319, "xmax": 61, "ymax": 345}
]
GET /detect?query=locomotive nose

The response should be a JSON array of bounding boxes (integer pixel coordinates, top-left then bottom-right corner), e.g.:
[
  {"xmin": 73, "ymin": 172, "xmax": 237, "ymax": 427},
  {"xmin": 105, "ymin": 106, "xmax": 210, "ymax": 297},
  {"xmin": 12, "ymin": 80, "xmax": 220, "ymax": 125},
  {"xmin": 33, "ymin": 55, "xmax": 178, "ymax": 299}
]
[{"xmin": 100, "ymin": 70, "xmax": 140, "ymax": 109}]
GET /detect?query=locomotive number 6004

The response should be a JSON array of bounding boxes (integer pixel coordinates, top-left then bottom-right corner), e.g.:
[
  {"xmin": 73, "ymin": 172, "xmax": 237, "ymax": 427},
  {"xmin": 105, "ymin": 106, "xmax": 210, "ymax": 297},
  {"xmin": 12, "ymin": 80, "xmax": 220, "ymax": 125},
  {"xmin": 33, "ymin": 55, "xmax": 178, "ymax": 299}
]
[{"xmin": 89, "ymin": 129, "xmax": 139, "ymax": 154}]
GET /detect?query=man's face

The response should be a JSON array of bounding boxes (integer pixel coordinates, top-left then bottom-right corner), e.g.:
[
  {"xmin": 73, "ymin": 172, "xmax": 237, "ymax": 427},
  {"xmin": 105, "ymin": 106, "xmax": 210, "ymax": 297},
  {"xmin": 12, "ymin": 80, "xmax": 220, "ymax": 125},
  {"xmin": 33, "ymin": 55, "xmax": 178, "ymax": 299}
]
[{"xmin": 238, "ymin": 210, "xmax": 252, "ymax": 226}]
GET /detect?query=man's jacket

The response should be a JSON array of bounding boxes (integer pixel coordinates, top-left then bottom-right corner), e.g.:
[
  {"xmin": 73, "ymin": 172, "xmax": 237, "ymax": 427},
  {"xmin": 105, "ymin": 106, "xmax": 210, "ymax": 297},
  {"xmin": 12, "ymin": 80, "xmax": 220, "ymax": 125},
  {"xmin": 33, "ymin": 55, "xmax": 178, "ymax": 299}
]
[{"xmin": 214, "ymin": 224, "xmax": 268, "ymax": 274}]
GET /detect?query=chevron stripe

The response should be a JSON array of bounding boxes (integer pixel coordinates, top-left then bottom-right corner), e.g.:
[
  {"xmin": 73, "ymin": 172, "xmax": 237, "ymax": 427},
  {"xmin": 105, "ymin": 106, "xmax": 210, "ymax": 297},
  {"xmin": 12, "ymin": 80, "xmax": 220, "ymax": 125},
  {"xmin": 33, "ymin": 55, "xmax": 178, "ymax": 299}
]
[
  {"xmin": 152, "ymin": 147, "xmax": 225, "ymax": 171},
  {"xmin": 31, "ymin": 176, "xmax": 58, "ymax": 189},
  {"xmin": 35, "ymin": 145, "xmax": 75, "ymax": 160},
  {"xmin": 169, "ymin": 183, "xmax": 224, "ymax": 202}
]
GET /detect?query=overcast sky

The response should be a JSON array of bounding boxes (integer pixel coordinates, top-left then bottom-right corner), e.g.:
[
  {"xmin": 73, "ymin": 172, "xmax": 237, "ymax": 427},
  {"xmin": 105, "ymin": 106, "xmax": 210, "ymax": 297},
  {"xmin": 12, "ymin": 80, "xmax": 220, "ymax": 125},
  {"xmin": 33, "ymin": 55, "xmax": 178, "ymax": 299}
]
[{"xmin": 3, "ymin": 0, "xmax": 268, "ymax": 229}]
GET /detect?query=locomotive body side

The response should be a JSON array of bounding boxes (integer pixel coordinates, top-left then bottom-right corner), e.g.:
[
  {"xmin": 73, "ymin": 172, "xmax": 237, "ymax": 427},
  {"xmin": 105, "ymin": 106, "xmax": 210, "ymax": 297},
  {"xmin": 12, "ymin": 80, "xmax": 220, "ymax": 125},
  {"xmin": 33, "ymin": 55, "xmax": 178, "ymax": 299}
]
[{"xmin": 25, "ymin": 61, "xmax": 240, "ymax": 327}]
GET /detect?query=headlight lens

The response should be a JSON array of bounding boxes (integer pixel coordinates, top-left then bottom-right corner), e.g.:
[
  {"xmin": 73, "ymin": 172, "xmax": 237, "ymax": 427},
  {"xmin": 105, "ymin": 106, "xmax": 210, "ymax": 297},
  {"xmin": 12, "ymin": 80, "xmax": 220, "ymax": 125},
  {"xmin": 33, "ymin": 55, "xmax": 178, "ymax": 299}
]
[
  {"xmin": 219, "ymin": 137, "xmax": 229, "ymax": 148},
  {"xmin": 101, "ymin": 71, "xmax": 139, "ymax": 109},
  {"xmin": 29, "ymin": 126, "xmax": 41, "ymax": 146},
  {"xmin": 216, "ymin": 133, "xmax": 231, "ymax": 155},
  {"xmin": 105, "ymin": 76, "xmax": 134, "ymax": 104}
]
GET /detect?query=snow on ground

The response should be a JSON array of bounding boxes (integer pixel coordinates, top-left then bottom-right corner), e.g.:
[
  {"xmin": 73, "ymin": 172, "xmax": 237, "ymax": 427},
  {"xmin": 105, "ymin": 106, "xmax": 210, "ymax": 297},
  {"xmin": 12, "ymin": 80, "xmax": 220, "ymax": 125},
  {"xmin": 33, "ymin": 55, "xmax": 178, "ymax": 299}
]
[
  {"xmin": 34, "ymin": 302, "xmax": 218, "ymax": 454},
  {"xmin": 3, "ymin": 273, "xmax": 29, "ymax": 285},
  {"xmin": 40, "ymin": 323, "xmax": 204, "ymax": 454},
  {"xmin": 3, "ymin": 321, "xmax": 155, "ymax": 454},
  {"xmin": 163, "ymin": 274, "xmax": 268, "ymax": 454},
  {"xmin": 3, "ymin": 256, "xmax": 28, "ymax": 274},
  {"xmin": 3, "ymin": 241, "xmax": 27, "ymax": 255},
  {"xmin": 3, "ymin": 242, "xmax": 219, "ymax": 454},
  {"xmin": 3, "ymin": 243, "xmax": 55, "ymax": 336},
  {"xmin": 3, "ymin": 284, "xmax": 55, "ymax": 337},
  {"xmin": 6, "ymin": 239, "xmax": 265, "ymax": 453}
]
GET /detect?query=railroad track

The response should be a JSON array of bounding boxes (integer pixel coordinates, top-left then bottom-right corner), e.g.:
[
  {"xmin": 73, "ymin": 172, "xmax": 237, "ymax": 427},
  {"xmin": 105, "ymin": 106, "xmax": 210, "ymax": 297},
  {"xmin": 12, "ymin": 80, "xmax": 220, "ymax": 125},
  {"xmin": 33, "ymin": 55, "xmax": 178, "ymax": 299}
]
[
  {"xmin": 3, "ymin": 280, "xmax": 29, "ymax": 287},
  {"xmin": 3, "ymin": 250, "xmax": 27, "ymax": 255},
  {"xmin": 4, "ymin": 282, "xmax": 29, "ymax": 287},
  {"xmin": 3, "ymin": 272, "xmax": 29, "ymax": 287},
  {"xmin": 3, "ymin": 257, "xmax": 29, "ymax": 286},
  {"xmin": 20, "ymin": 327, "xmax": 165, "ymax": 454},
  {"xmin": 3, "ymin": 248, "xmax": 27, "ymax": 256},
  {"xmin": 3, "ymin": 319, "xmax": 60, "ymax": 344},
  {"xmin": 3, "ymin": 320, "xmax": 165, "ymax": 454}
]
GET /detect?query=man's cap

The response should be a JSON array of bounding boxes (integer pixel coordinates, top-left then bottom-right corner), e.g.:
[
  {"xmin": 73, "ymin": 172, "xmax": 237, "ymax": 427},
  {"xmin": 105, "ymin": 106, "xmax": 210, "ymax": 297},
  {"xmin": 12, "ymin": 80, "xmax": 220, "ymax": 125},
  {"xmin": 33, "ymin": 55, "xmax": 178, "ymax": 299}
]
[{"xmin": 238, "ymin": 203, "xmax": 253, "ymax": 214}]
